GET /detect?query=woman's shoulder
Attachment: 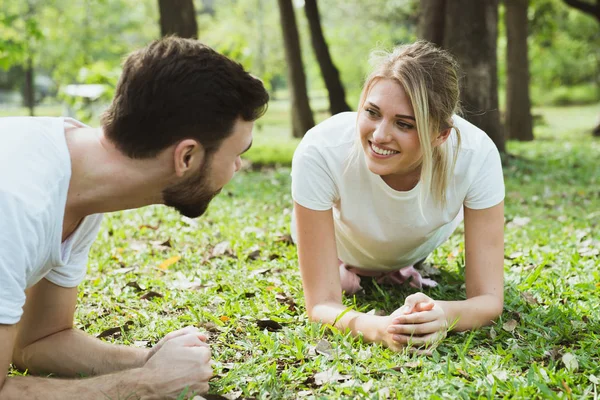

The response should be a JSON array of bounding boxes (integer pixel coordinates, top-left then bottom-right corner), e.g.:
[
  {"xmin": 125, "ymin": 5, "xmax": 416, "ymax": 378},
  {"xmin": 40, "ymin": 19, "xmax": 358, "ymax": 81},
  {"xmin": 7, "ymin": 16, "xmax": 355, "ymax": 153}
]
[
  {"xmin": 301, "ymin": 112, "xmax": 357, "ymax": 149},
  {"xmin": 452, "ymin": 115, "xmax": 499, "ymax": 154}
]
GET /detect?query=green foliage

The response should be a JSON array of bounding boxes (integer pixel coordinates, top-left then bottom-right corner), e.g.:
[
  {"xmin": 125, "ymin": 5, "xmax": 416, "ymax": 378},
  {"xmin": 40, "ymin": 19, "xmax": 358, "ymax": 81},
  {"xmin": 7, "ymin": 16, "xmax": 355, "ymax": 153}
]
[
  {"xmin": 8, "ymin": 103, "xmax": 599, "ymax": 397},
  {"xmin": 499, "ymin": 0, "xmax": 600, "ymax": 107}
]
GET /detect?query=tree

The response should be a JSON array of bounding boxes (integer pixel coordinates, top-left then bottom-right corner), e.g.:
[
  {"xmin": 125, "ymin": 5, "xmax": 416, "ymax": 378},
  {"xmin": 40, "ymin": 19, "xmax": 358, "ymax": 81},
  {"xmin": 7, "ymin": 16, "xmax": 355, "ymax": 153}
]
[
  {"xmin": 563, "ymin": 0, "xmax": 600, "ymax": 21},
  {"xmin": 419, "ymin": 0, "xmax": 505, "ymax": 152},
  {"xmin": 277, "ymin": 0, "xmax": 315, "ymax": 138},
  {"xmin": 304, "ymin": 0, "xmax": 350, "ymax": 115},
  {"xmin": 158, "ymin": 0, "xmax": 197, "ymax": 38},
  {"xmin": 505, "ymin": 0, "xmax": 534, "ymax": 141},
  {"xmin": 418, "ymin": 0, "xmax": 445, "ymax": 47},
  {"xmin": 562, "ymin": 0, "xmax": 600, "ymax": 136}
]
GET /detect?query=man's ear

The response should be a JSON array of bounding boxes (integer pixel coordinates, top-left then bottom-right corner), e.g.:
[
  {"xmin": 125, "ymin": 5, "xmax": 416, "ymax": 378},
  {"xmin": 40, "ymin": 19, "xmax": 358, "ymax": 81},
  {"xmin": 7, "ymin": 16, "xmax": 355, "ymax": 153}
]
[
  {"xmin": 432, "ymin": 128, "xmax": 452, "ymax": 148},
  {"xmin": 173, "ymin": 139, "xmax": 205, "ymax": 177}
]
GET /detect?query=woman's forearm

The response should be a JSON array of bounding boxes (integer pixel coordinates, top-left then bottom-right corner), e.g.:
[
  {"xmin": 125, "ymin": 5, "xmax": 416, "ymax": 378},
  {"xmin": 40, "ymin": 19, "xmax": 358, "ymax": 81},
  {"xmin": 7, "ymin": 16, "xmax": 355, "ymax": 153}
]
[
  {"xmin": 436, "ymin": 294, "xmax": 503, "ymax": 332},
  {"xmin": 310, "ymin": 302, "xmax": 387, "ymax": 344}
]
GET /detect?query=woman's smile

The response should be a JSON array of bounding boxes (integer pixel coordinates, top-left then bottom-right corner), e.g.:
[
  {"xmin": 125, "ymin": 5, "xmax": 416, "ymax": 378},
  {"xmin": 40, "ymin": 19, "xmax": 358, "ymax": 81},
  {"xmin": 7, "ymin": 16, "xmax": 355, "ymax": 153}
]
[{"xmin": 369, "ymin": 141, "xmax": 400, "ymax": 158}]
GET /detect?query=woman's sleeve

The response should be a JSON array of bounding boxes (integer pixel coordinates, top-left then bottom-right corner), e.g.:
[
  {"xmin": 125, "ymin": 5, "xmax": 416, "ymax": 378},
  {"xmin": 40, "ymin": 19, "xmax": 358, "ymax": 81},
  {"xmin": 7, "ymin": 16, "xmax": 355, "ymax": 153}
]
[
  {"xmin": 464, "ymin": 143, "xmax": 505, "ymax": 210},
  {"xmin": 291, "ymin": 142, "xmax": 338, "ymax": 211}
]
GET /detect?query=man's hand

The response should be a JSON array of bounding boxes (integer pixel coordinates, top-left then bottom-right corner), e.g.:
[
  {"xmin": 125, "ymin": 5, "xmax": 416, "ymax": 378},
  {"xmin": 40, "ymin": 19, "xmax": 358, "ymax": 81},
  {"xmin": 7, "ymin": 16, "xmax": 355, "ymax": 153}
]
[
  {"xmin": 145, "ymin": 326, "xmax": 209, "ymax": 363},
  {"xmin": 143, "ymin": 332, "xmax": 213, "ymax": 398},
  {"xmin": 386, "ymin": 292, "xmax": 447, "ymax": 349}
]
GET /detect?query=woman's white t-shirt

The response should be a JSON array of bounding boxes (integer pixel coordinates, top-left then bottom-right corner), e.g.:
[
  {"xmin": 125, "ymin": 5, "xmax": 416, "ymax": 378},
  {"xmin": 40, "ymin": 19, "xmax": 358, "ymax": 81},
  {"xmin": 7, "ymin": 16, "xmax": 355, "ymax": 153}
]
[{"xmin": 291, "ymin": 112, "xmax": 504, "ymax": 272}]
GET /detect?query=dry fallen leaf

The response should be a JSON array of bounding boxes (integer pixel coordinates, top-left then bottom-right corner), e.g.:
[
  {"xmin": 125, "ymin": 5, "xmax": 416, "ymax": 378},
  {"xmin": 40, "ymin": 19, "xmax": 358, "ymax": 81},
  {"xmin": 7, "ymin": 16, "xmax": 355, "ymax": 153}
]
[
  {"xmin": 507, "ymin": 216, "xmax": 531, "ymax": 228},
  {"xmin": 158, "ymin": 255, "xmax": 181, "ymax": 270},
  {"xmin": 313, "ymin": 367, "xmax": 352, "ymax": 386},
  {"xmin": 256, "ymin": 319, "xmax": 283, "ymax": 331},
  {"xmin": 219, "ymin": 316, "xmax": 231, "ymax": 322},
  {"xmin": 124, "ymin": 281, "xmax": 144, "ymax": 292},
  {"xmin": 210, "ymin": 241, "xmax": 236, "ymax": 259},
  {"xmin": 314, "ymin": 339, "xmax": 333, "ymax": 358},
  {"xmin": 502, "ymin": 319, "xmax": 518, "ymax": 332},
  {"xmin": 140, "ymin": 291, "xmax": 164, "ymax": 300},
  {"xmin": 562, "ymin": 352, "xmax": 578, "ymax": 372},
  {"xmin": 97, "ymin": 321, "xmax": 134, "ymax": 339},
  {"xmin": 521, "ymin": 291, "xmax": 539, "ymax": 305}
]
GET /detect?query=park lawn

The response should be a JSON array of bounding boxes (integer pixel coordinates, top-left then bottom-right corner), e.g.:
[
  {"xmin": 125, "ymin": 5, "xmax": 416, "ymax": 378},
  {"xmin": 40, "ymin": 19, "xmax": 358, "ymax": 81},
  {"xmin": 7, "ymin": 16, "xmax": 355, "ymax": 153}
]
[{"xmin": 8, "ymin": 103, "xmax": 600, "ymax": 398}]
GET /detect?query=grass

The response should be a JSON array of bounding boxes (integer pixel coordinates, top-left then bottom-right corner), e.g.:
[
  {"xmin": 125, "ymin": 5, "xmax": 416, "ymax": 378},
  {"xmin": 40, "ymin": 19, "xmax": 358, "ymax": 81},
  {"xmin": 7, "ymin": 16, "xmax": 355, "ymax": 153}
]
[{"xmin": 6, "ymin": 101, "xmax": 600, "ymax": 398}]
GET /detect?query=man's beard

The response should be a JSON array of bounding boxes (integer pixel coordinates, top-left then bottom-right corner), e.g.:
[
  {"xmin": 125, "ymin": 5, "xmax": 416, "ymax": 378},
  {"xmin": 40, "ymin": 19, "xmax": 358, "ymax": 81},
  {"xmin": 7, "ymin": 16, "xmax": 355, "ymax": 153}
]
[{"xmin": 162, "ymin": 160, "xmax": 221, "ymax": 219}]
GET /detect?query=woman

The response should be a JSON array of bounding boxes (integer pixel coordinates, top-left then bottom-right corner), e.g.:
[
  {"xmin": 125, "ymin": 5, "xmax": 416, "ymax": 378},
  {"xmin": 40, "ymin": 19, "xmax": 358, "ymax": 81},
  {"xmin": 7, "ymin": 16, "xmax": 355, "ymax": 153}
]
[{"xmin": 291, "ymin": 41, "xmax": 504, "ymax": 351}]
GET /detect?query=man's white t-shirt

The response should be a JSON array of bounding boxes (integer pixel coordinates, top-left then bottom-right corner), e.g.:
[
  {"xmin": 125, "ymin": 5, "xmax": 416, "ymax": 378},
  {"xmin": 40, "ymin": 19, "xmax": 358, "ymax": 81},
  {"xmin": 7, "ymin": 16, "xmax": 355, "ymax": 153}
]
[
  {"xmin": 0, "ymin": 117, "xmax": 103, "ymax": 325},
  {"xmin": 291, "ymin": 112, "xmax": 504, "ymax": 272}
]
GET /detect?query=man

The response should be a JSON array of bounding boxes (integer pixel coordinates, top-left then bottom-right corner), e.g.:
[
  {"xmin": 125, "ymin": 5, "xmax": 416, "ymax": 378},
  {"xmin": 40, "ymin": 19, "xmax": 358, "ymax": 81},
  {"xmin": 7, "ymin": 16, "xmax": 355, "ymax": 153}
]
[{"xmin": 0, "ymin": 37, "xmax": 269, "ymax": 398}]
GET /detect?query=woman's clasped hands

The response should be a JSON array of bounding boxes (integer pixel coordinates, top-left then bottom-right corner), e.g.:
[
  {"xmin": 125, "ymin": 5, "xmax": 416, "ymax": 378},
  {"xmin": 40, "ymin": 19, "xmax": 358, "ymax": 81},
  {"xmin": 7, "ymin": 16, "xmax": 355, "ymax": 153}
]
[{"xmin": 381, "ymin": 292, "xmax": 448, "ymax": 352}]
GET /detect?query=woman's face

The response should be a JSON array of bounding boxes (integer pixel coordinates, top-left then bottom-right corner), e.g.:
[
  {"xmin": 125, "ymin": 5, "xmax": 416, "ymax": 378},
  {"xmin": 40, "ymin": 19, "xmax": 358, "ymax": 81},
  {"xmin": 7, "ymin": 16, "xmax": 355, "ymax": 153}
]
[{"xmin": 357, "ymin": 79, "xmax": 423, "ymax": 185}]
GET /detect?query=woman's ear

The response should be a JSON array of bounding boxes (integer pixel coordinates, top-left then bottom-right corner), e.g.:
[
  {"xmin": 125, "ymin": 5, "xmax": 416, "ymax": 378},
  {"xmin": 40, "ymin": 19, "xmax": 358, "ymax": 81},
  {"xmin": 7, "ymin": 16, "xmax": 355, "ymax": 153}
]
[
  {"xmin": 173, "ymin": 139, "xmax": 205, "ymax": 177},
  {"xmin": 432, "ymin": 128, "xmax": 452, "ymax": 148}
]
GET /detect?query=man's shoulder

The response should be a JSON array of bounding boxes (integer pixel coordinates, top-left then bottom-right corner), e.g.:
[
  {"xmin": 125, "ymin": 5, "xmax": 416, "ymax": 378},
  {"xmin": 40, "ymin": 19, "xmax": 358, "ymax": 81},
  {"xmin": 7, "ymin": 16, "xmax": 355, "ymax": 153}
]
[{"xmin": 0, "ymin": 117, "xmax": 71, "ymax": 215}]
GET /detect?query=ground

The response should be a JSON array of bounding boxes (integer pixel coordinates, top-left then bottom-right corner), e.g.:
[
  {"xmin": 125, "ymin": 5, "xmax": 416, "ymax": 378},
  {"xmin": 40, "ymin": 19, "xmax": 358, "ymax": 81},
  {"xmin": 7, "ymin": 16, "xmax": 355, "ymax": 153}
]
[{"xmin": 7, "ymin": 102, "xmax": 600, "ymax": 398}]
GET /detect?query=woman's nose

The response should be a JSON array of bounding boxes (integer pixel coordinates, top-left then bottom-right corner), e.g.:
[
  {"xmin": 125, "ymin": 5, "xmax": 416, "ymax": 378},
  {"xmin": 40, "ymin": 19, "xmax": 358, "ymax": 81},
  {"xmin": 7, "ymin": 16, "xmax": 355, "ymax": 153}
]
[{"xmin": 372, "ymin": 122, "xmax": 391, "ymax": 143}]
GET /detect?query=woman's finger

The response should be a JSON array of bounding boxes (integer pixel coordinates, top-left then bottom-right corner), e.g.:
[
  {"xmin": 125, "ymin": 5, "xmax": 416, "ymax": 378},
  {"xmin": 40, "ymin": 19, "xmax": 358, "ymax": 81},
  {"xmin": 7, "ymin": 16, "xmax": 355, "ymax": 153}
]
[
  {"xmin": 387, "ymin": 320, "xmax": 444, "ymax": 336},
  {"xmin": 392, "ymin": 309, "xmax": 442, "ymax": 325}
]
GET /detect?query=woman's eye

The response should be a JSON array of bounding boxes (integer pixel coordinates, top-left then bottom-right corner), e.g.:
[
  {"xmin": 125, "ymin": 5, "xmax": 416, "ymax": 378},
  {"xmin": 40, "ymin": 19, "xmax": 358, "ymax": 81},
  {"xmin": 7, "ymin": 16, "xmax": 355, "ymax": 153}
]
[
  {"xmin": 396, "ymin": 121, "xmax": 413, "ymax": 130},
  {"xmin": 365, "ymin": 108, "xmax": 377, "ymax": 117}
]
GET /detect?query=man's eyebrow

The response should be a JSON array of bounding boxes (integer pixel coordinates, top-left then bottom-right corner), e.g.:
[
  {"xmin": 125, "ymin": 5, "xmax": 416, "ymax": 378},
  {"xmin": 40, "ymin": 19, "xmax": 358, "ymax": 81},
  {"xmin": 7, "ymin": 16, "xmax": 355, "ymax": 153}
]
[
  {"xmin": 241, "ymin": 140, "xmax": 253, "ymax": 154},
  {"xmin": 367, "ymin": 102, "xmax": 416, "ymax": 121}
]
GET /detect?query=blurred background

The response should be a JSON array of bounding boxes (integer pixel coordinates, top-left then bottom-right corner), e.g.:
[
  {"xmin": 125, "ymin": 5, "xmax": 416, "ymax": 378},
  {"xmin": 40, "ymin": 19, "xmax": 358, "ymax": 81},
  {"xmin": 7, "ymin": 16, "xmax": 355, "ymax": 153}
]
[{"xmin": 0, "ymin": 0, "xmax": 598, "ymax": 165}]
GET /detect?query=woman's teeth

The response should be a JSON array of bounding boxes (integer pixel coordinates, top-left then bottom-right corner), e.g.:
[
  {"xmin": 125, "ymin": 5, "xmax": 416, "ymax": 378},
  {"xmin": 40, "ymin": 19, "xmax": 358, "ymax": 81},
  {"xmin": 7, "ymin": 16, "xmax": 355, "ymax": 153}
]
[{"xmin": 371, "ymin": 142, "xmax": 399, "ymax": 156}]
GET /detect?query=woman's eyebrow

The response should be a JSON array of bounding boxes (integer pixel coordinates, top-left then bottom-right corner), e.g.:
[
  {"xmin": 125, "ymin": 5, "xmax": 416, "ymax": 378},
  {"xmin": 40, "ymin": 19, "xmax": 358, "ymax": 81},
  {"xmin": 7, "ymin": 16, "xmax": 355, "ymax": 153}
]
[{"xmin": 367, "ymin": 102, "xmax": 415, "ymax": 120}]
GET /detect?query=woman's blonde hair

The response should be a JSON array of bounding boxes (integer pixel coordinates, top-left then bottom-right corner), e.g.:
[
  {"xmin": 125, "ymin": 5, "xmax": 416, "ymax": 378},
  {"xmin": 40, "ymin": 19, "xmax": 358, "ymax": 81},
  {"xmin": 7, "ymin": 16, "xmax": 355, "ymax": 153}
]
[{"xmin": 352, "ymin": 40, "xmax": 462, "ymax": 210}]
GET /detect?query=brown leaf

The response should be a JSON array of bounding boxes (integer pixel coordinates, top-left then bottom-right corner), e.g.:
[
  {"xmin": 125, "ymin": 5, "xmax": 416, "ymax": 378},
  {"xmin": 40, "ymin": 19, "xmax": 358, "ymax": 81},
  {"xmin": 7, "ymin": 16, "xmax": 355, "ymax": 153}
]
[
  {"xmin": 210, "ymin": 241, "xmax": 236, "ymax": 259},
  {"xmin": 269, "ymin": 253, "xmax": 281, "ymax": 261},
  {"xmin": 256, "ymin": 319, "xmax": 283, "ymax": 331},
  {"xmin": 139, "ymin": 224, "xmax": 159, "ymax": 230},
  {"xmin": 521, "ymin": 291, "xmax": 539, "ymax": 305},
  {"xmin": 246, "ymin": 249, "xmax": 261, "ymax": 260},
  {"xmin": 502, "ymin": 319, "xmax": 518, "ymax": 332},
  {"xmin": 97, "ymin": 321, "xmax": 134, "ymax": 339},
  {"xmin": 124, "ymin": 281, "xmax": 144, "ymax": 292},
  {"xmin": 275, "ymin": 293, "xmax": 297, "ymax": 312},
  {"xmin": 140, "ymin": 291, "xmax": 164, "ymax": 300},
  {"xmin": 274, "ymin": 234, "xmax": 294, "ymax": 246}
]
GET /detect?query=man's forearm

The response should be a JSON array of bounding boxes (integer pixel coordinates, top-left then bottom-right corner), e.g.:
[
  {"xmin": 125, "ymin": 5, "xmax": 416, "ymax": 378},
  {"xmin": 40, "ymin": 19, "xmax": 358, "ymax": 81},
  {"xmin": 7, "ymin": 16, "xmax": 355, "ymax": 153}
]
[
  {"xmin": 15, "ymin": 328, "xmax": 149, "ymax": 377},
  {"xmin": 437, "ymin": 295, "xmax": 503, "ymax": 332},
  {"xmin": 1, "ymin": 368, "xmax": 152, "ymax": 400}
]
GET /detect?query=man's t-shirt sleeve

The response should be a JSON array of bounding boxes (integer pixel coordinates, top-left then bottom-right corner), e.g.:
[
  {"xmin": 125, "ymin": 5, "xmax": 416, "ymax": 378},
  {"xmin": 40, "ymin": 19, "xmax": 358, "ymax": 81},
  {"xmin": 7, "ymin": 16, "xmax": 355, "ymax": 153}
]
[
  {"xmin": 0, "ymin": 193, "xmax": 34, "ymax": 325},
  {"xmin": 464, "ymin": 142, "xmax": 505, "ymax": 210},
  {"xmin": 291, "ymin": 141, "xmax": 338, "ymax": 211},
  {"xmin": 45, "ymin": 214, "xmax": 103, "ymax": 288}
]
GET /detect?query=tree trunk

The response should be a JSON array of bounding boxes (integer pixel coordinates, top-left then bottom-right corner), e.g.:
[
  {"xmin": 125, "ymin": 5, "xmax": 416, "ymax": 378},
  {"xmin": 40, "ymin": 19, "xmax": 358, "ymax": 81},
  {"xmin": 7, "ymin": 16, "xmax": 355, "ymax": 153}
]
[
  {"xmin": 505, "ymin": 0, "xmax": 533, "ymax": 141},
  {"xmin": 304, "ymin": 0, "xmax": 350, "ymax": 115},
  {"xmin": 23, "ymin": 55, "xmax": 34, "ymax": 116},
  {"xmin": 563, "ymin": 0, "xmax": 600, "ymax": 136},
  {"xmin": 418, "ymin": 0, "xmax": 446, "ymax": 47},
  {"xmin": 277, "ymin": 0, "xmax": 315, "ymax": 138},
  {"xmin": 158, "ymin": 0, "xmax": 198, "ymax": 38},
  {"xmin": 443, "ymin": 0, "xmax": 505, "ymax": 153},
  {"xmin": 563, "ymin": 0, "xmax": 600, "ymax": 22}
]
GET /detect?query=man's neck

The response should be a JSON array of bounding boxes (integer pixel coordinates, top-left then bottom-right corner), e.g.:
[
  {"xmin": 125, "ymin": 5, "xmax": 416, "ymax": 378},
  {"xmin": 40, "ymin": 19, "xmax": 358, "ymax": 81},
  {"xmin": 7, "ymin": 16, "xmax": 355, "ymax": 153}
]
[{"xmin": 64, "ymin": 127, "xmax": 169, "ymax": 223}]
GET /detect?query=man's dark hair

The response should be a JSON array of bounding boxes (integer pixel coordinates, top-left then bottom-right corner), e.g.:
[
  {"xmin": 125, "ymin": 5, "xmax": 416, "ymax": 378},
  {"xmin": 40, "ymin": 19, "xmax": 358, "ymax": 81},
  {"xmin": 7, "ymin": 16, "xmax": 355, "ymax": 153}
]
[{"xmin": 101, "ymin": 37, "xmax": 269, "ymax": 159}]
